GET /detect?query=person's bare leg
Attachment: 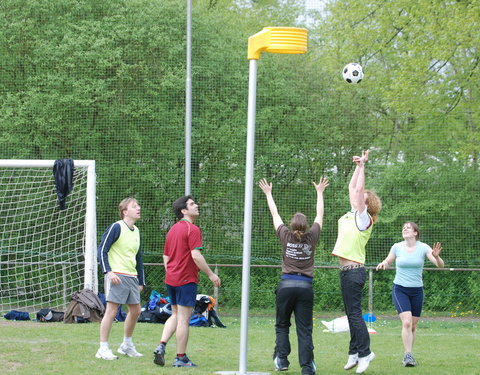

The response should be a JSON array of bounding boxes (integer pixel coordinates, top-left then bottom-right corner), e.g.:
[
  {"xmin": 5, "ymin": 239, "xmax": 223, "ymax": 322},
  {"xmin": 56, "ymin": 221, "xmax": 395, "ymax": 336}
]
[
  {"xmin": 124, "ymin": 303, "xmax": 141, "ymax": 338},
  {"xmin": 161, "ymin": 305, "xmax": 178, "ymax": 343},
  {"xmin": 399, "ymin": 311, "xmax": 414, "ymax": 353},
  {"xmin": 175, "ymin": 305, "xmax": 193, "ymax": 354},
  {"xmin": 100, "ymin": 302, "xmax": 120, "ymax": 342}
]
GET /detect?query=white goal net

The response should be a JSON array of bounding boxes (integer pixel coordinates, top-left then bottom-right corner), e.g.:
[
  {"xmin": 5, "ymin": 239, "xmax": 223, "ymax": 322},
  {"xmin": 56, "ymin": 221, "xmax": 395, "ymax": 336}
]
[{"xmin": 0, "ymin": 160, "xmax": 97, "ymax": 314}]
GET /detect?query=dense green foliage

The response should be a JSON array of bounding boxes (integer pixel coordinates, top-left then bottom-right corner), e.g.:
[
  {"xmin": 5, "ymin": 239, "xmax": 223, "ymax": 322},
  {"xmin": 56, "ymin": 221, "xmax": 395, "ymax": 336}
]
[{"xmin": 1, "ymin": 0, "xmax": 479, "ymax": 311}]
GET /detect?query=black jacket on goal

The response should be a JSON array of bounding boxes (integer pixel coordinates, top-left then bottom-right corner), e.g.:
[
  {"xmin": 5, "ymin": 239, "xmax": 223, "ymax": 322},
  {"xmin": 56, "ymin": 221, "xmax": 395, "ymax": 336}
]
[{"xmin": 53, "ymin": 158, "xmax": 74, "ymax": 210}]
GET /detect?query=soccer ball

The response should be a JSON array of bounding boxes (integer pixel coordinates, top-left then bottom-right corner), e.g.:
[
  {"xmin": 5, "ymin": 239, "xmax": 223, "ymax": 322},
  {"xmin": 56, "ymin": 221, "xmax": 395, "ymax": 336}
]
[{"xmin": 342, "ymin": 63, "xmax": 364, "ymax": 84}]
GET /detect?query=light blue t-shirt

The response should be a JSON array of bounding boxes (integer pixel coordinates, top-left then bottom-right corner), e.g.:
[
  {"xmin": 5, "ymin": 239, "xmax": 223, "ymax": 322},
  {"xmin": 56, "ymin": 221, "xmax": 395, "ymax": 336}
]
[{"xmin": 393, "ymin": 241, "xmax": 430, "ymax": 287}]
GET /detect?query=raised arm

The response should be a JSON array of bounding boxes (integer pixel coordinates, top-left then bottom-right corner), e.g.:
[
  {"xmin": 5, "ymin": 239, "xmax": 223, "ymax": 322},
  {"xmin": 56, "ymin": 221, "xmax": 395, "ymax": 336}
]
[
  {"xmin": 259, "ymin": 178, "xmax": 284, "ymax": 230},
  {"xmin": 312, "ymin": 177, "xmax": 329, "ymax": 228},
  {"xmin": 426, "ymin": 242, "xmax": 444, "ymax": 268},
  {"xmin": 349, "ymin": 150, "xmax": 369, "ymax": 212}
]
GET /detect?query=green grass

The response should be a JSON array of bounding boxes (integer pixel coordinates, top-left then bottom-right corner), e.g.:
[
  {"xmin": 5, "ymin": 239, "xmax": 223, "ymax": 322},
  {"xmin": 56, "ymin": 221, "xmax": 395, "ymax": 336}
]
[{"xmin": 1, "ymin": 314, "xmax": 479, "ymax": 375}]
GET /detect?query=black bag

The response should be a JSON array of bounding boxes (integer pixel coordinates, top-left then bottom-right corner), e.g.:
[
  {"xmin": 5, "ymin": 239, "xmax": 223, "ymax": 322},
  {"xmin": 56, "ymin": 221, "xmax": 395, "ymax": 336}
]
[
  {"xmin": 153, "ymin": 304, "xmax": 172, "ymax": 323},
  {"xmin": 36, "ymin": 309, "xmax": 64, "ymax": 322},
  {"xmin": 138, "ymin": 310, "xmax": 162, "ymax": 323}
]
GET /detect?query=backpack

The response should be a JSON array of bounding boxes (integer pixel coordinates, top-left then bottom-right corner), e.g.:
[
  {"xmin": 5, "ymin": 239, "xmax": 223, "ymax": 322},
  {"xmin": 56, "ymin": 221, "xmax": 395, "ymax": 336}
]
[
  {"xmin": 36, "ymin": 309, "xmax": 64, "ymax": 322},
  {"xmin": 147, "ymin": 290, "xmax": 170, "ymax": 310},
  {"xmin": 137, "ymin": 303, "xmax": 172, "ymax": 324},
  {"xmin": 64, "ymin": 289, "xmax": 105, "ymax": 323},
  {"xmin": 138, "ymin": 309, "xmax": 162, "ymax": 323},
  {"xmin": 193, "ymin": 295, "xmax": 226, "ymax": 328},
  {"xmin": 4, "ymin": 310, "xmax": 30, "ymax": 321},
  {"xmin": 189, "ymin": 314, "xmax": 209, "ymax": 327}
]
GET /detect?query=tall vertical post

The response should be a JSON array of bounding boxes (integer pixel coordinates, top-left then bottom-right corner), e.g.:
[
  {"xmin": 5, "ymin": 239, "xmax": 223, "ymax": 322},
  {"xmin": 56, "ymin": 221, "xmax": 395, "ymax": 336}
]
[
  {"xmin": 185, "ymin": 0, "xmax": 192, "ymax": 195},
  {"xmin": 216, "ymin": 27, "xmax": 307, "ymax": 375},
  {"xmin": 239, "ymin": 58, "xmax": 258, "ymax": 374},
  {"xmin": 239, "ymin": 27, "xmax": 307, "ymax": 375},
  {"xmin": 84, "ymin": 160, "xmax": 97, "ymax": 292},
  {"xmin": 368, "ymin": 268, "xmax": 373, "ymax": 316}
]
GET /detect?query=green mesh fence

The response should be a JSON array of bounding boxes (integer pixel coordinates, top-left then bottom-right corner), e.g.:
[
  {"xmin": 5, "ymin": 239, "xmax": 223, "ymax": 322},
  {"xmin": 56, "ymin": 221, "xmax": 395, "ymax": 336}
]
[{"xmin": 1, "ymin": 0, "xmax": 479, "ymax": 315}]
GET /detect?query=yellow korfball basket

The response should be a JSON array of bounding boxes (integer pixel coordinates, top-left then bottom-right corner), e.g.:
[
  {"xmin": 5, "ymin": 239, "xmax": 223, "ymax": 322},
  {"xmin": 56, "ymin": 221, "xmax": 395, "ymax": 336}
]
[{"xmin": 248, "ymin": 27, "xmax": 308, "ymax": 60}]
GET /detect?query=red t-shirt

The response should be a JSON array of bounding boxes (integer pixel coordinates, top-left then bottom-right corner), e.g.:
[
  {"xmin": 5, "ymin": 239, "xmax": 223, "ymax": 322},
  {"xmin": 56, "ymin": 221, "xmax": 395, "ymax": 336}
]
[{"xmin": 164, "ymin": 219, "xmax": 203, "ymax": 286}]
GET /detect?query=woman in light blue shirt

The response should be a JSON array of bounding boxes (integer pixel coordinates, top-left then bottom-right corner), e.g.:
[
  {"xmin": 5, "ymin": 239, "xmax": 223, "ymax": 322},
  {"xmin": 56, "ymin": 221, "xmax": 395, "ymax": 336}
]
[{"xmin": 376, "ymin": 222, "xmax": 444, "ymax": 367}]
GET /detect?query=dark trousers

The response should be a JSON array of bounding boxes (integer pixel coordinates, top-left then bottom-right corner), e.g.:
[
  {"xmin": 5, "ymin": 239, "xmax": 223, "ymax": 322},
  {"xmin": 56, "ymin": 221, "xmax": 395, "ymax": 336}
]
[
  {"xmin": 275, "ymin": 279, "xmax": 314, "ymax": 370},
  {"xmin": 340, "ymin": 267, "xmax": 371, "ymax": 358}
]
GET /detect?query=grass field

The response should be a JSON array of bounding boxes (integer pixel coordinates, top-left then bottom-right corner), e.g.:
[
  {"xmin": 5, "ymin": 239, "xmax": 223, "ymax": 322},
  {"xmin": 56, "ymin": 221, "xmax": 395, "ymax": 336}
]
[{"xmin": 1, "ymin": 314, "xmax": 479, "ymax": 375}]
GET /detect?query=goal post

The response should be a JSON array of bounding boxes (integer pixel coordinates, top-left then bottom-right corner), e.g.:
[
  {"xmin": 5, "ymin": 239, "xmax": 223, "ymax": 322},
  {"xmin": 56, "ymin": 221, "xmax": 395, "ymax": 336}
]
[{"xmin": 0, "ymin": 159, "xmax": 97, "ymax": 313}]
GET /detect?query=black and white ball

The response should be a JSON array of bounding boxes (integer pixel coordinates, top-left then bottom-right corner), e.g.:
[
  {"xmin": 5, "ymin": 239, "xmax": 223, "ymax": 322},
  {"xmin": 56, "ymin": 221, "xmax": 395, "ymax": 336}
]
[{"xmin": 342, "ymin": 63, "xmax": 364, "ymax": 84}]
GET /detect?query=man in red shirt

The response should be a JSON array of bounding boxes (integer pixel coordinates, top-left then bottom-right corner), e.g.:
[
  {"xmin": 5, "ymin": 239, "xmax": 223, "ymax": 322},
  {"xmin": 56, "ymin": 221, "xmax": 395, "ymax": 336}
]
[{"xmin": 153, "ymin": 195, "xmax": 221, "ymax": 368}]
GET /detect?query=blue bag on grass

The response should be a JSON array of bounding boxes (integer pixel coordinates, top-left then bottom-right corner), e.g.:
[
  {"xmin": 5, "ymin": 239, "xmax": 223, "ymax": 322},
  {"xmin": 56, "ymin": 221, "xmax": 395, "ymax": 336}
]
[{"xmin": 4, "ymin": 310, "xmax": 30, "ymax": 321}]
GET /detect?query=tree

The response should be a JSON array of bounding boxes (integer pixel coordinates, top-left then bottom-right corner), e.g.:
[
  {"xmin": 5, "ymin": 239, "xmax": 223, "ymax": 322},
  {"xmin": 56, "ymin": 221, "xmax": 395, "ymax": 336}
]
[{"xmin": 314, "ymin": 0, "xmax": 480, "ymax": 163}]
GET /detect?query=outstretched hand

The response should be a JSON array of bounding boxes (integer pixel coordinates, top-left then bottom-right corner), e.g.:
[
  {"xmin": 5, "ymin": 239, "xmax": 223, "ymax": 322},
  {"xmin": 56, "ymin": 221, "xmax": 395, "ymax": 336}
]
[
  {"xmin": 432, "ymin": 242, "xmax": 442, "ymax": 257},
  {"xmin": 353, "ymin": 149, "xmax": 369, "ymax": 166},
  {"xmin": 258, "ymin": 178, "xmax": 272, "ymax": 194},
  {"xmin": 312, "ymin": 177, "xmax": 330, "ymax": 192}
]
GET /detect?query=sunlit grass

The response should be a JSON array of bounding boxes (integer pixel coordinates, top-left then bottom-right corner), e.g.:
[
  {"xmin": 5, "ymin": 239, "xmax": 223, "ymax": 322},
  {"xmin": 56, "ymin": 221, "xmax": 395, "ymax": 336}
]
[{"xmin": 1, "ymin": 313, "xmax": 479, "ymax": 374}]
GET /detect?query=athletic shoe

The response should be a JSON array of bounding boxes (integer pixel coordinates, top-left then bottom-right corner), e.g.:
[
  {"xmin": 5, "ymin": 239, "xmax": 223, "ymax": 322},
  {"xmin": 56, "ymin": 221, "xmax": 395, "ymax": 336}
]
[
  {"xmin": 95, "ymin": 347, "xmax": 119, "ymax": 360},
  {"xmin": 117, "ymin": 343, "xmax": 143, "ymax": 357},
  {"xmin": 344, "ymin": 353, "xmax": 359, "ymax": 370},
  {"xmin": 356, "ymin": 352, "xmax": 375, "ymax": 374},
  {"xmin": 402, "ymin": 353, "xmax": 416, "ymax": 367},
  {"xmin": 273, "ymin": 355, "xmax": 289, "ymax": 371},
  {"xmin": 173, "ymin": 354, "xmax": 197, "ymax": 367},
  {"xmin": 301, "ymin": 360, "xmax": 316, "ymax": 375},
  {"xmin": 153, "ymin": 343, "xmax": 166, "ymax": 366}
]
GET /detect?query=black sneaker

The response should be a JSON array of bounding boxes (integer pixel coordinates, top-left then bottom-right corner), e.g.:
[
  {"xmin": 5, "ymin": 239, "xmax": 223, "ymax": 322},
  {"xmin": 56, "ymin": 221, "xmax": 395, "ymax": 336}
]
[
  {"xmin": 402, "ymin": 352, "xmax": 416, "ymax": 367},
  {"xmin": 173, "ymin": 354, "xmax": 197, "ymax": 367},
  {"xmin": 153, "ymin": 343, "xmax": 166, "ymax": 366},
  {"xmin": 302, "ymin": 360, "xmax": 316, "ymax": 375},
  {"xmin": 273, "ymin": 355, "xmax": 289, "ymax": 371}
]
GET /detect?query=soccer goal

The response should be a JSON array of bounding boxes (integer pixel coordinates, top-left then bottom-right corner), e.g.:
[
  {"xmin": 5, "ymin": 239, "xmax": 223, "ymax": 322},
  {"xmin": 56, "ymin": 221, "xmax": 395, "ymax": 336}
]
[{"xmin": 0, "ymin": 160, "xmax": 97, "ymax": 314}]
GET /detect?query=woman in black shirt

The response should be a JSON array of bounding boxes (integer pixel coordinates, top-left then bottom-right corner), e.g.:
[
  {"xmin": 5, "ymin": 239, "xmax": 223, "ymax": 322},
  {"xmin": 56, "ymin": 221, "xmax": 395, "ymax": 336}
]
[{"xmin": 259, "ymin": 177, "xmax": 329, "ymax": 375}]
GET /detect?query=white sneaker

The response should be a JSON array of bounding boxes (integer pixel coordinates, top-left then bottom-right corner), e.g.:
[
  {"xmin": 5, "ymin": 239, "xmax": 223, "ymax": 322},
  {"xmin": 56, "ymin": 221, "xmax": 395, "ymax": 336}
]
[
  {"xmin": 356, "ymin": 352, "xmax": 375, "ymax": 374},
  {"xmin": 95, "ymin": 347, "xmax": 119, "ymax": 360},
  {"xmin": 118, "ymin": 343, "xmax": 144, "ymax": 357},
  {"xmin": 344, "ymin": 353, "xmax": 358, "ymax": 370}
]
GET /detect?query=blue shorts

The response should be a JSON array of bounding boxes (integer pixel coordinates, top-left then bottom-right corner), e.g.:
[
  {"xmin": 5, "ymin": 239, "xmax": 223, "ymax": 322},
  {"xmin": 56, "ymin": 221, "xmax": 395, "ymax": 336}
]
[
  {"xmin": 166, "ymin": 282, "xmax": 197, "ymax": 307},
  {"xmin": 392, "ymin": 283, "xmax": 424, "ymax": 317}
]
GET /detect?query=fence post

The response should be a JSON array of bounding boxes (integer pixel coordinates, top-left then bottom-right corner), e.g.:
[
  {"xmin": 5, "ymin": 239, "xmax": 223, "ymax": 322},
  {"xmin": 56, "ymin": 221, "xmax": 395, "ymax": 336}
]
[
  {"xmin": 368, "ymin": 268, "xmax": 373, "ymax": 315},
  {"xmin": 214, "ymin": 265, "xmax": 219, "ymax": 312}
]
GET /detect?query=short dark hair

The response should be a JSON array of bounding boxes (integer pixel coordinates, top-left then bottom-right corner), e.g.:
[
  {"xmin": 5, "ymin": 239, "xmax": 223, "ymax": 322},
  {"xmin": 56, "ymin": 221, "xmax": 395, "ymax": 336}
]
[{"xmin": 173, "ymin": 195, "xmax": 194, "ymax": 220}]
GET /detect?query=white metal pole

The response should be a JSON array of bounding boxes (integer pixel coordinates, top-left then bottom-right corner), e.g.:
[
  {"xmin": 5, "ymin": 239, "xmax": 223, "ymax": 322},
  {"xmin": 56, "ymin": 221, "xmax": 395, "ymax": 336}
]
[
  {"xmin": 185, "ymin": 0, "xmax": 192, "ymax": 195},
  {"xmin": 84, "ymin": 160, "xmax": 97, "ymax": 292},
  {"xmin": 239, "ymin": 59, "xmax": 258, "ymax": 375}
]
